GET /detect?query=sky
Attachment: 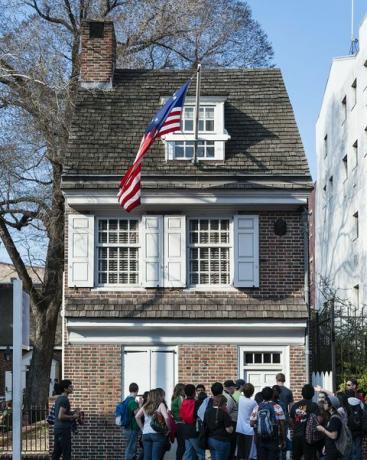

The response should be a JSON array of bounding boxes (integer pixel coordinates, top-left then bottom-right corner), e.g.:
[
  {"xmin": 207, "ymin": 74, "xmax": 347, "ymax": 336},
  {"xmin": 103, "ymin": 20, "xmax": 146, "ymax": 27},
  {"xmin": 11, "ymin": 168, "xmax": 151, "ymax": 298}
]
[{"xmin": 246, "ymin": 0, "xmax": 367, "ymax": 180}]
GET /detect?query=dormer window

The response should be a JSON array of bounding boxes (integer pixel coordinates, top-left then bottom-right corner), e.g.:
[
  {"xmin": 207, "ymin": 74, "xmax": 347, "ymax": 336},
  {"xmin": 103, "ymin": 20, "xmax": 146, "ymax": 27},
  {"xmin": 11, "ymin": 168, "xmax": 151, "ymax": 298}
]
[{"xmin": 161, "ymin": 96, "xmax": 231, "ymax": 161}]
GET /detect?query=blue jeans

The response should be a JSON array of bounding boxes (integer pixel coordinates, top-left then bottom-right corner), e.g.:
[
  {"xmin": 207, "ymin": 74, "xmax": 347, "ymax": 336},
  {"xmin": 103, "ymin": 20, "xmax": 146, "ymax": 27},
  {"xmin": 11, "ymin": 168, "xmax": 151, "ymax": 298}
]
[
  {"xmin": 125, "ymin": 429, "xmax": 139, "ymax": 460},
  {"xmin": 208, "ymin": 437, "xmax": 231, "ymax": 460},
  {"xmin": 142, "ymin": 433, "xmax": 166, "ymax": 460},
  {"xmin": 183, "ymin": 437, "xmax": 205, "ymax": 460},
  {"xmin": 346, "ymin": 436, "xmax": 362, "ymax": 460}
]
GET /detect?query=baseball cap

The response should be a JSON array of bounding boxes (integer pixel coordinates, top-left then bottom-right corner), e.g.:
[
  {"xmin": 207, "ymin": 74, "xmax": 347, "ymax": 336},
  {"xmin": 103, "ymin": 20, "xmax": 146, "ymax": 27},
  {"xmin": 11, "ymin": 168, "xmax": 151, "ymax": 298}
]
[{"xmin": 223, "ymin": 380, "xmax": 236, "ymax": 388}]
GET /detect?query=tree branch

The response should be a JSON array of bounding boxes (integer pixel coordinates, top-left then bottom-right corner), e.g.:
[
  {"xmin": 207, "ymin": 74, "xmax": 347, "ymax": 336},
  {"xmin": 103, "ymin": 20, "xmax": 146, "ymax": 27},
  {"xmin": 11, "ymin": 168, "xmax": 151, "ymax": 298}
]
[
  {"xmin": 24, "ymin": 0, "xmax": 74, "ymax": 31},
  {"xmin": 0, "ymin": 215, "xmax": 42, "ymax": 306}
]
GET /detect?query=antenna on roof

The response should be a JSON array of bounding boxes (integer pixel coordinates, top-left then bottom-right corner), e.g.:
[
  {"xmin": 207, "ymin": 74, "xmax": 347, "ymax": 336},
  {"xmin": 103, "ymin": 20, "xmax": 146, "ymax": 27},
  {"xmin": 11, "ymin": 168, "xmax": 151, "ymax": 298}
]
[{"xmin": 349, "ymin": 0, "xmax": 359, "ymax": 54}]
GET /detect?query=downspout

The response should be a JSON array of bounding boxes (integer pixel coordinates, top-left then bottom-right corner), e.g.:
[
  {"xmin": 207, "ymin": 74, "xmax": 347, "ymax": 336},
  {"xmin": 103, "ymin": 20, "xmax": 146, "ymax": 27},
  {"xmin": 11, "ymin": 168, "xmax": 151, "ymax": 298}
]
[{"xmin": 303, "ymin": 206, "xmax": 310, "ymax": 383}]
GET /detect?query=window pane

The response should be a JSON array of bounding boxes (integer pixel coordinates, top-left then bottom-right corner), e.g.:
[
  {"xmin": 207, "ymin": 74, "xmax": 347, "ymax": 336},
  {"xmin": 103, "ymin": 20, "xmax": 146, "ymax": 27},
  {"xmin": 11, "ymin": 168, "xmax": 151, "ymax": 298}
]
[
  {"xmin": 206, "ymin": 107, "xmax": 214, "ymax": 119},
  {"xmin": 184, "ymin": 119, "xmax": 193, "ymax": 131},
  {"xmin": 99, "ymin": 232, "xmax": 107, "ymax": 244},
  {"xmin": 254, "ymin": 353, "xmax": 262, "ymax": 363},
  {"xmin": 272, "ymin": 353, "xmax": 281, "ymax": 364},
  {"xmin": 185, "ymin": 107, "xmax": 194, "ymax": 119},
  {"xmin": 263, "ymin": 353, "xmax": 271, "ymax": 363},
  {"xmin": 245, "ymin": 353, "xmax": 253, "ymax": 364},
  {"xmin": 175, "ymin": 144, "xmax": 184, "ymax": 158},
  {"xmin": 198, "ymin": 120, "xmax": 204, "ymax": 131},
  {"xmin": 206, "ymin": 144, "xmax": 215, "ymax": 158},
  {"xmin": 206, "ymin": 120, "xmax": 214, "ymax": 131},
  {"xmin": 185, "ymin": 144, "xmax": 194, "ymax": 158}
]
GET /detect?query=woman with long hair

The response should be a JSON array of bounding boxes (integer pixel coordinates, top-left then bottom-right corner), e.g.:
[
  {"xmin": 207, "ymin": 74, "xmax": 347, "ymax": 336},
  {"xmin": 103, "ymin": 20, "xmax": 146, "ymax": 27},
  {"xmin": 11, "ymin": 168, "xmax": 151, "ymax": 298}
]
[
  {"xmin": 171, "ymin": 384, "xmax": 186, "ymax": 460},
  {"xmin": 316, "ymin": 395, "xmax": 343, "ymax": 459},
  {"xmin": 204, "ymin": 394, "xmax": 233, "ymax": 460},
  {"xmin": 136, "ymin": 389, "xmax": 170, "ymax": 460}
]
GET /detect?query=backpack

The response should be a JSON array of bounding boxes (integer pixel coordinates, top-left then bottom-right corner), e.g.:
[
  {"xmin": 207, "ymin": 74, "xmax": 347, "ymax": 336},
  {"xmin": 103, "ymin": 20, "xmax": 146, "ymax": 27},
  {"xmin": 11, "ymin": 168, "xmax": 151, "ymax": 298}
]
[
  {"xmin": 47, "ymin": 403, "xmax": 56, "ymax": 425},
  {"xmin": 256, "ymin": 402, "xmax": 277, "ymax": 440},
  {"xmin": 115, "ymin": 396, "xmax": 134, "ymax": 428},
  {"xmin": 180, "ymin": 399, "xmax": 196, "ymax": 425},
  {"xmin": 305, "ymin": 412, "xmax": 324, "ymax": 445},
  {"xmin": 332, "ymin": 415, "xmax": 352, "ymax": 457},
  {"xmin": 347, "ymin": 402, "xmax": 364, "ymax": 434}
]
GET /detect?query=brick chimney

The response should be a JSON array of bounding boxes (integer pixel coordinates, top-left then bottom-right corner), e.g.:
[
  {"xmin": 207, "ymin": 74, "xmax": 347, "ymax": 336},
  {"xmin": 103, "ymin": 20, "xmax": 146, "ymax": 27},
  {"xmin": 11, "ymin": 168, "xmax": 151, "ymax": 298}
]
[{"xmin": 80, "ymin": 20, "xmax": 116, "ymax": 89}]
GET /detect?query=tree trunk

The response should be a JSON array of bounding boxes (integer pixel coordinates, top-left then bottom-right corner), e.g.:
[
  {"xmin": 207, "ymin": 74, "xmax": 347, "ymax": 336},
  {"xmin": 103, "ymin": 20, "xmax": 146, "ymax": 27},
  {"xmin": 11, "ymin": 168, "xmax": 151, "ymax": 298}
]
[
  {"xmin": 25, "ymin": 303, "xmax": 60, "ymax": 406},
  {"xmin": 25, "ymin": 163, "xmax": 65, "ymax": 407}
]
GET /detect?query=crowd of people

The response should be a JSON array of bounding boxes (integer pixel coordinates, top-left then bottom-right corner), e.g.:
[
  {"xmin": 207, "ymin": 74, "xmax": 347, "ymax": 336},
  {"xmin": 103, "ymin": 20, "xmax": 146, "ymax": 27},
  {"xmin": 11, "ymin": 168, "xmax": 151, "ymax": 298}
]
[{"xmin": 118, "ymin": 375, "xmax": 367, "ymax": 460}]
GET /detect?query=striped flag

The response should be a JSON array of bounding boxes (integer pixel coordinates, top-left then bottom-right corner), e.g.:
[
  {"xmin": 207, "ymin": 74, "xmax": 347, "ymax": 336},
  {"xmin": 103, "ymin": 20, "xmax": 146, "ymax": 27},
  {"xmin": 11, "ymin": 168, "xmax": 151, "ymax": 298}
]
[{"xmin": 118, "ymin": 80, "xmax": 191, "ymax": 212}]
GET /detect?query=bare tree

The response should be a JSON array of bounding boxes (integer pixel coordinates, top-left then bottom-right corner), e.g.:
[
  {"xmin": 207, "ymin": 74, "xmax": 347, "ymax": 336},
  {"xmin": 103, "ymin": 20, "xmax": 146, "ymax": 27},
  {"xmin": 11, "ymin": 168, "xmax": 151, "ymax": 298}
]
[{"xmin": 0, "ymin": 0, "xmax": 273, "ymax": 405}]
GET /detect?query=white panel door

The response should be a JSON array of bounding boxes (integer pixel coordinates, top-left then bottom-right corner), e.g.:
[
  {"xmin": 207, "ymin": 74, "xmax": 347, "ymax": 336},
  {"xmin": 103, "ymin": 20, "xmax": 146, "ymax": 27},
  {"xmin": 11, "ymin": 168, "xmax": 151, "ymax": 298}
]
[
  {"xmin": 151, "ymin": 350, "xmax": 176, "ymax": 401},
  {"xmin": 123, "ymin": 348, "xmax": 176, "ymax": 399},
  {"xmin": 123, "ymin": 350, "xmax": 150, "ymax": 396},
  {"xmin": 243, "ymin": 370, "xmax": 280, "ymax": 395}
]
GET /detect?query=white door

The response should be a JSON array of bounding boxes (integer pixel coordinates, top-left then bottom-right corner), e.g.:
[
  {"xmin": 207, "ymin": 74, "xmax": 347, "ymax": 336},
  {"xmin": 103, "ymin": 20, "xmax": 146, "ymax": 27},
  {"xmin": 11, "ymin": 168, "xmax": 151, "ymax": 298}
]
[
  {"xmin": 123, "ymin": 347, "xmax": 176, "ymax": 399},
  {"xmin": 239, "ymin": 347, "xmax": 289, "ymax": 395}
]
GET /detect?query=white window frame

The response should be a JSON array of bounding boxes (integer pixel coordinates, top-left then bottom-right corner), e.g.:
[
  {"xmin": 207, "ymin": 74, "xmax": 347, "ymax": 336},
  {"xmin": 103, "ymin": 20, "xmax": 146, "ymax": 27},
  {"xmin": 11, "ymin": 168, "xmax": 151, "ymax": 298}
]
[
  {"xmin": 187, "ymin": 216, "xmax": 233, "ymax": 288},
  {"xmin": 95, "ymin": 216, "xmax": 141, "ymax": 287},
  {"xmin": 238, "ymin": 345, "xmax": 290, "ymax": 380},
  {"xmin": 161, "ymin": 96, "xmax": 230, "ymax": 161}
]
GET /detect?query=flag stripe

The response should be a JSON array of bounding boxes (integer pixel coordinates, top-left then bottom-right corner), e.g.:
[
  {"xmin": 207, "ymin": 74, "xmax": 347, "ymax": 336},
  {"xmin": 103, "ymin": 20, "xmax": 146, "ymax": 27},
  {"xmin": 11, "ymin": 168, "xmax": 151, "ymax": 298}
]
[{"xmin": 118, "ymin": 170, "xmax": 141, "ymax": 204}]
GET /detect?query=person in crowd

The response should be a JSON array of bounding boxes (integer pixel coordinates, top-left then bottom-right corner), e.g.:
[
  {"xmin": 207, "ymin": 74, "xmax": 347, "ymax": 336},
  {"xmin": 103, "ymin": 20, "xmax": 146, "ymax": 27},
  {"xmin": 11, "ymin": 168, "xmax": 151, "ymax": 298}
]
[
  {"xmin": 223, "ymin": 379, "xmax": 239, "ymax": 459},
  {"xmin": 197, "ymin": 382, "xmax": 223, "ymax": 422},
  {"xmin": 180, "ymin": 384, "xmax": 205, "ymax": 460},
  {"xmin": 335, "ymin": 392, "xmax": 348, "ymax": 425},
  {"xmin": 273, "ymin": 386, "xmax": 289, "ymax": 460},
  {"xmin": 275, "ymin": 373, "xmax": 294, "ymax": 417},
  {"xmin": 195, "ymin": 385, "xmax": 207, "ymax": 406},
  {"xmin": 255, "ymin": 392, "xmax": 264, "ymax": 405},
  {"xmin": 123, "ymin": 383, "xmax": 141, "ymax": 460},
  {"xmin": 346, "ymin": 379, "xmax": 365, "ymax": 402},
  {"xmin": 171, "ymin": 383, "xmax": 186, "ymax": 460},
  {"xmin": 205, "ymin": 394, "xmax": 233, "ymax": 460},
  {"xmin": 345, "ymin": 389, "xmax": 366, "ymax": 460},
  {"xmin": 290, "ymin": 384, "xmax": 320, "ymax": 460},
  {"xmin": 233, "ymin": 379, "xmax": 246, "ymax": 403},
  {"xmin": 236, "ymin": 383, "xmax": 257, "ymax": 460},
  {"xmin": 316, "ymin": 395, "xmax": 343, "ymax": 460},
  {"xmin": 250, "ymin": 386, "xmax": 285, "ymax": 460},
  {"xmin": 52, "ymin": 379, "xmax": 80, "ymax": 460},
  {"xmin": 135, "ymin": 389, "xmax": 171, "ymax": 460}
]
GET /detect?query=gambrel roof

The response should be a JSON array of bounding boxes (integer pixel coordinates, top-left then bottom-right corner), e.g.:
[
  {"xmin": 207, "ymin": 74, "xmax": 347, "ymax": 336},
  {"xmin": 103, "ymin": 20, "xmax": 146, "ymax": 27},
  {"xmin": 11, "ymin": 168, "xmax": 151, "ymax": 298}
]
[{"xmin": 63, "ymin": 68, "xmax": 311, "ymax": 189}]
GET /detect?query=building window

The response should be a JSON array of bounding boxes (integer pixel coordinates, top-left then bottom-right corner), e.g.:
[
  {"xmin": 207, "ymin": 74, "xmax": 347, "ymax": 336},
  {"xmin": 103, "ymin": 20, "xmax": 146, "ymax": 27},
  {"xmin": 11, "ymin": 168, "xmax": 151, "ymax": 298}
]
[
  {"xmin": 189, "ymin": 218, "xmax": 231, "ymax": 286},
  {"xmin": 342, "ymin": 96, "xmax": 347, "ymax": 123},
  {"xmin": 244, "ymin": 352, "xmax": 281, "ymax": 364},
  {"xmin": 353, "ymin": 211, "xmax": 359, "ymax": 240},
  {"xmin": 343, "ymin": 154, "xmax": 348, "ymax": 180},
  {"xmin": 351, "ymin": 79, "xmax": 357, "ymax": 108},
  {"xmin": 170, "ymin": 140, "xmax": 215, "ymax": 159},
  {"xmin": 183, "ymin": 106, "xmax": 215, "ymax": 132},
  {"xmin": 353, "ymin": 140, "xmax": 358, "ymax": 168},
  {"xmin": 324, "ymin": 134, "xmax": 328, "ymax": 158},
  {"xmin": 97, "ymin": 218, "xmax": 139, "ymax": 285},
  {"xmin": 353, "ymin": 284, "xmax": 360, "ymax": 309}
]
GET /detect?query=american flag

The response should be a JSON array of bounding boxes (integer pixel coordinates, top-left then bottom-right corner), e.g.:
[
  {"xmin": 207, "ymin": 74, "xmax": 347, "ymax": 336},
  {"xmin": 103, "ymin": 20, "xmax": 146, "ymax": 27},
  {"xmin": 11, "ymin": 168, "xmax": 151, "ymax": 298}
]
[{"xmin": 118, "ymin": 80, "xmax": 191, "ymax": 212}]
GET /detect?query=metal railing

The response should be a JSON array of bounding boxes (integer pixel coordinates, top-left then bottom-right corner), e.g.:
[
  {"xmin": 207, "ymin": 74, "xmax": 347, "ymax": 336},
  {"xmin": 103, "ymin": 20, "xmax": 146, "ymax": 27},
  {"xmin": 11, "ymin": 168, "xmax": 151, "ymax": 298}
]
[{"xmin": 0, "ymin": 404, "xmax": 49, "ymax": 453}]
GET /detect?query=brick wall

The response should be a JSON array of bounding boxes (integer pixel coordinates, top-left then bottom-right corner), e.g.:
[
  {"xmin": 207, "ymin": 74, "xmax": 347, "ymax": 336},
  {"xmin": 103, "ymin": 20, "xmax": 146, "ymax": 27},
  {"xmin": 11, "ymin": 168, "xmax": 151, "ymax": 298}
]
[
  {"xmin": 178, "ymin": 344, "xmax": 238, "ymax": 388},
  {"xmin": 289, "ymin": 345, "xmax": 306, "ymax": 400},
  {"xmin": 63, "ymin": 344, "xmax": 124, "ymax": 460}
]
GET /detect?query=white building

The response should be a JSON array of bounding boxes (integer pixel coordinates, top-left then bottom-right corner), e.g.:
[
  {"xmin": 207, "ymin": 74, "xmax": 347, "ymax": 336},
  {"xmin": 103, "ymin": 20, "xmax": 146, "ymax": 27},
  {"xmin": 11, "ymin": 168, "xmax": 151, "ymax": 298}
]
[{"xmin": 316, "ymin": 16, "xmax": 367, "ymax": 311}]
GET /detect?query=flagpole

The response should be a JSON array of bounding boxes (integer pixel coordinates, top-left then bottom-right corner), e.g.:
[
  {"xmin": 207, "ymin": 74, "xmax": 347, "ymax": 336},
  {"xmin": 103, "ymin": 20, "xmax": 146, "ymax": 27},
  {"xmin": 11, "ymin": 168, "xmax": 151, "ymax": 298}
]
[{"xmin": 192, "ymin": 63, "xmax": 201, "ymax": 165}]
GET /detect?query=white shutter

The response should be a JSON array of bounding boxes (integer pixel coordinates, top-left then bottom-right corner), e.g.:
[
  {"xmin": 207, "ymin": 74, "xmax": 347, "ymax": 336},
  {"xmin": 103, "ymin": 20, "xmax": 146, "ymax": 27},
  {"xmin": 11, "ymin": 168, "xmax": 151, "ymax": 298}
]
[
  {"xmin": 164, "ymin": 216, "xmax": 186, "ymax": 287},
  {"xmin": 142, "ymin": 216, "xmax": 163, "ymax": 287},
  {"xmin": 68, "ymin": 214, "xmax": 94, "ymax": 287},
  {"xmin": 234, "ymin": 215, "xmax": 259, "ymax": 287}
]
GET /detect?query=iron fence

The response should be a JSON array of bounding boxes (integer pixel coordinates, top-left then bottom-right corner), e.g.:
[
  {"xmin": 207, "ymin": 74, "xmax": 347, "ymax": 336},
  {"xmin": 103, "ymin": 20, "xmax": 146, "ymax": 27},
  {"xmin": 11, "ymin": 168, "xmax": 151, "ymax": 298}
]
[{"xmin": 0, "ymin": 404, "xmax": 49, "ymax": 454}]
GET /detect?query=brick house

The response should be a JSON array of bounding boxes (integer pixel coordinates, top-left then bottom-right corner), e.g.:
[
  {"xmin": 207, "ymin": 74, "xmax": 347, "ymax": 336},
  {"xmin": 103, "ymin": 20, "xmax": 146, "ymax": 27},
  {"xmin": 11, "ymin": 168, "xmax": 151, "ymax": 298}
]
[{"xmin": 62, "ymin": 20, "xmax": 312, "ymax": 459}]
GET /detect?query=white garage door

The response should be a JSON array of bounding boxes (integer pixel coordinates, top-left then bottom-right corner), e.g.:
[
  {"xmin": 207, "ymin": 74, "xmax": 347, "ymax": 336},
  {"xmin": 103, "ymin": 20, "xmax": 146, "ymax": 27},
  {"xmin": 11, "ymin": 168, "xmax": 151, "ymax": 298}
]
[
  {"xmin": 123, "ymin": 347, "xmax": 177, "ymax": 400},
  {"xmin": 239, "ymin": 346, "xmax": 289, "ymax": 395}
]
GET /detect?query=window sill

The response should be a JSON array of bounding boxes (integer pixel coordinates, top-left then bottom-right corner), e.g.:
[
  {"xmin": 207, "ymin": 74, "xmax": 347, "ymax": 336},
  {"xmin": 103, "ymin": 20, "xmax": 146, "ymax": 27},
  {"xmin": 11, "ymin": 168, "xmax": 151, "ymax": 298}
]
[
  {"xmin": 183, "ymin": 286, "xmax": 238, "ymax": 292},
  {"xmin": 92, "ymin": 286, "xmax": 146, "ymax": 292}
]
